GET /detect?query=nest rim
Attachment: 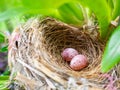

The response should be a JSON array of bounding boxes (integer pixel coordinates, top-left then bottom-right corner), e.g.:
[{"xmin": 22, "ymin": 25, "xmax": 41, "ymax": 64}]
[{"xmin": 8, "ymin": 17, "xmax": 120, "ymax": 90}]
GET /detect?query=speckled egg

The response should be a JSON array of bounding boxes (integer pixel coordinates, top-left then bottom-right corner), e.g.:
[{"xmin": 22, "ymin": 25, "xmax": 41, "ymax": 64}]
[
  {"xmin": 70, "ymin": 54, "xmax": 88, "ymax": 71},
  {"xmin": 61, "ymin": 48, "xmax": 78, "ymax": 61}
]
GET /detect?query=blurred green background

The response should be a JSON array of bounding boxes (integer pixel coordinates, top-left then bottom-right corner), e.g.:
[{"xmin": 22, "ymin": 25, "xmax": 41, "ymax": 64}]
[{"xmin": 0, "ymin": 0, "xmax": 120, "ymax": 89}]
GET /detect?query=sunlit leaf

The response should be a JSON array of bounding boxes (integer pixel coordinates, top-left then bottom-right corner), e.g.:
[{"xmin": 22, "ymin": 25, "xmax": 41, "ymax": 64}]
[
  {"xmin": 27, "ymin": 8, "xmax": 59, "ymax": 16},
  {"xmin": 0, "ymin": 22, "xmax": 8, "ymax": 32},
  {"xmin": 79, "ymin": 0, "xmax": 111, "ymax": 39},
  {"xmin": 0, "ymin": 0, "xmax": 6, "ymax": 11},
  {"xmin": 0, "ymin": 76, "xmax": 9, "ymax": 90},
  {"xmin": 4, "ymin": 0, "xmax": 23, "ymax": 8},
  {"xmin": 107, "ymin": 0, "xmax": 114, "ymax": 11},
  {"xmin": 101, "ymin": 26, "xmax": 120, "ymax": 72},
  {"xmin": 112, "ymin": 0, "xmax": 120, "ymax": 20},
  {"xmin": 58, "ymin": 2, "xmax": 84, "ymax": 25},
  {"xmin": 0, "ymin": 7, "xmax": 29, "ymax": 22},
  {"xmin": 21, "ymin": 0, "xmax": 74, "ymax": 9}
]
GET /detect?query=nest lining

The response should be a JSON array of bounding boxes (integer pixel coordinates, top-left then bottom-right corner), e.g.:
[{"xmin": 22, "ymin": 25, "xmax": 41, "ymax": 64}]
[{"xmin": 8, "ymin": 17, "xmax": 120, "ymax": 90}]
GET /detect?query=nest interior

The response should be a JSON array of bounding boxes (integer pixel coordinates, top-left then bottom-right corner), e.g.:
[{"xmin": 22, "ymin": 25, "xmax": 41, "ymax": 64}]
[{"xmin": 8, "ymin": 17, "xmax": 120, "ymax": 90}]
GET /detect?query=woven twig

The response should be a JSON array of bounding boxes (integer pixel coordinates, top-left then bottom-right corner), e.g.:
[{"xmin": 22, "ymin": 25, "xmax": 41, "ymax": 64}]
[{"xmin": 8, "ymin": 17, "xmax": 120, "ymax": 90}]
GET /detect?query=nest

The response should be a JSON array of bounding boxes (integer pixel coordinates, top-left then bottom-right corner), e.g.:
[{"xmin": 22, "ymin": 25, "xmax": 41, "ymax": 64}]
[{"xmin": 8, "ymin": 17, "xmax": 120, "ymax": 90}]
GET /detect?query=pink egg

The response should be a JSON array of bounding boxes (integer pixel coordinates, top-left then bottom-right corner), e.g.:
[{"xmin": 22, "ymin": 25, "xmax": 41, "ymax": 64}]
[
  {"xmin": 70, "ymin": 54, "xmax": 88, "ymax": 71},
  {"xmin": 61, "ymin": 48, "xmax": 78, "ymax": 61}
]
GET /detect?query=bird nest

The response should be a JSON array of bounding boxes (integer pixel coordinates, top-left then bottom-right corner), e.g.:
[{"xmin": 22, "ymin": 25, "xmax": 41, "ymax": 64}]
[{"xmin": 8, "ymin": 17, "xmax": 120, "ymax": 90}]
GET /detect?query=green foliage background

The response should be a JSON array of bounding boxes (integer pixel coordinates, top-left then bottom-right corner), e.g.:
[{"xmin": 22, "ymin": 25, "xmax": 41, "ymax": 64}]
[{"xmin": 0, "ymin": 0, "xmax": 120, "ymax": 89}]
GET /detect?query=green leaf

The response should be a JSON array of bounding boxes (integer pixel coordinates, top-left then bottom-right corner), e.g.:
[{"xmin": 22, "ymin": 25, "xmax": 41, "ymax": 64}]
[
  {"xmin": 4, "ymin": 0, "xmax": 23, "ymax": 8},
  {"xmin": 0, "ymin": 76, "xmax": 9, "ymax": 80},
  {"xmin": 2, "ymin": 67, "xmax": 10, "ymax": 76},
  {"xmin": 0, "ymin": 32, "xmax": 5, "ymax": 43},
  {"xmin": 107, "ymin": 0, "xmax": 114, "ymax": 11},
  {"xmin": 0, "ymin": 0, "xmax": 6, "ymax": 11},
  {"xmin": 0, "ymin": 22, "xmax": 8, "ymax": 32},
  {"xmin": 0, "ymin": 7, "xmax": 29, "ymax": 22},
  {"xmin": 58, "ymin": 2, "xmax": 84, "ymax": 25},
  {"xmin": 112, "ymin": 0, "xmax": 120, "ymax": 20},
  {"xmin": 79, "ymin": 0, "xmax": 111, "ymax": 39},
  {"xmin": 21, "ymin": 0, "xmax": 74, "ymax": 9},
  {"xmin": 101, "ymin": 26, "xmax": 120, "ymax": 72},
  {"xmin": 0, "ymin": 76, "xmax": 9, "ymax": 90},
  {"xmin": 0, "ymin": 45, "xmax": 8, "ymax": 52},
  {"xmin": 27, "ymin": 8, "xmax": 59, "ymax": 16}
]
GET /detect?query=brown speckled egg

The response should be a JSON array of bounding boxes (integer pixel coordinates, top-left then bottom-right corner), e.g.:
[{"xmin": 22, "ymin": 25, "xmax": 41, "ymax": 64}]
[
  {"xmin": 61, "ymin": 48, "xmax": 79, "ymax": 61},
  {"xmin": 70, "ymin": 54, "xmax": 88, "ymax": 71}
]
